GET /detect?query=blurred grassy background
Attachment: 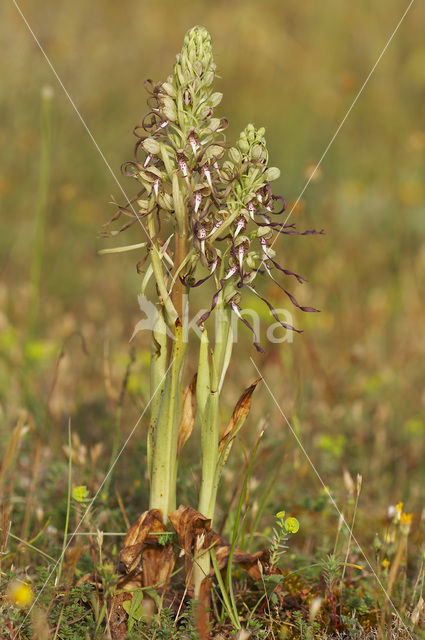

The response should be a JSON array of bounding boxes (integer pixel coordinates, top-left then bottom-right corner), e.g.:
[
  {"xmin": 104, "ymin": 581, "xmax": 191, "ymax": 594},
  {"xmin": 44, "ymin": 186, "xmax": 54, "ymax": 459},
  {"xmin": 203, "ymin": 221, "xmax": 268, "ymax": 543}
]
[{"xmin": 1, "ymin": 0, "xmax": 425, "ymax": 552}]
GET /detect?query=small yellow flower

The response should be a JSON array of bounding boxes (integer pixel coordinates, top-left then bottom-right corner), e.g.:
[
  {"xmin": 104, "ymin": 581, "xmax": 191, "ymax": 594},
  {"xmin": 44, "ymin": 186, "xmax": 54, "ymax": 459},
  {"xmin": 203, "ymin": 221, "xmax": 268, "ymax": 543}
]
[
  {"xmin": 381, "ymin": 558, "xmax": 390, "ymax": 569},
  {"xmin": 276, "ymin": 510, "xmax": 286, "ymax": 520},
  {"xmin": 7, "ymin": 580, "xmax": 34, "ymax": 608},
  {"xmin": 284, "ymin": 517, "xmax": 300, "ymax": 533},
  {"xmin": 400, "ymin": 512, "xmax": 412, "ymax": 526},
  {"xmin": 400, "ymin": 512, "xmax": 413, "ymax": 534},
  {"xmin": 72, "ymin": 485, "xmax": 89, "ymax": 503},
  {"xmin": 395, "ymin": 502, "xmax": 404, "ymax": 514}
]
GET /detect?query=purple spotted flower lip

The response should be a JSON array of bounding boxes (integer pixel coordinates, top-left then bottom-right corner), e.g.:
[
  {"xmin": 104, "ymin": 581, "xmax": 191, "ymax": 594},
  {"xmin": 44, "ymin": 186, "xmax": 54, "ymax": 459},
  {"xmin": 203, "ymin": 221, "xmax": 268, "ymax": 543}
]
[{"xmin": 104, "ymin": 26, "xmax": 323, "ymax": 351}]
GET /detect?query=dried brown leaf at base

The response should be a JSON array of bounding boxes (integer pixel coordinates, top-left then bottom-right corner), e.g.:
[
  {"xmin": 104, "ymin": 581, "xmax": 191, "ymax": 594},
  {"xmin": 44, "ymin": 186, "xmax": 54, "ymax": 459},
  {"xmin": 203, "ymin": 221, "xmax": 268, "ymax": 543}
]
[
  {"xmin": 119, "ymin": 508, "xmax": 164, "ymax": 573},
  {"xmin": 211, "ymin": 533, "xmax": 269, "ymax": 581},
  {"xmin": 119, "ymin": 508, "xmax": 176, "ymax": 594},
  {"xmin": 169, "ymin": 504, "xmax": 269, "ymax": 582},
  {"xmin": 195, "ymin": 577, "xmax": 212, "ymax": 640},
  {"xmin": 142, "ymin": 542, "xmax": 175, "ymax": 592},
  {"xmin": 219, "ymin": 379, "xmax": 261, "ymax": 454},
  {"xmin": 177, "ymin": 374, "xmax": 197, "ymax": 455},
  {"xmin": 169, "ymin": 505, "xmax": 211, "ymax": 589},
  {"xmin": 109, "ymin": 591, "xmax": 132, "ymax": 640}
]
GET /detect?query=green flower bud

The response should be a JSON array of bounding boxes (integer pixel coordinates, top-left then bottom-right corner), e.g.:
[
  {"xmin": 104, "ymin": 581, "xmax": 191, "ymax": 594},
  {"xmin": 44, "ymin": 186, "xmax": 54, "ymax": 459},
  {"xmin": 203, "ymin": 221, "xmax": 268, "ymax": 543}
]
[
  {"xmin": 246, "ymin": 123, "xmax": 255, "ymax": 140},
  {"xmin": 251, "ymin": 144, "xmax": 263, "ymax": 160},
  {"xmin": 265, "ymin": 167, "xmax": 281, "ymax": 182},
  {"xmin": 203, "ymin": 144, "xmax": 225, "ymax": 163},
  {"xmin": 257, "ymin": 226, "xmax": 271, "ymax": 238},
  {"xmin": 176, "ymin": 26, "xmax": 215, "ymax": 89},
  {"xmin": 142, "ymin": 137, "xmax": 160, "ymax": 154},
  {"xmin": 206, "ymin": 118, "xmax": 221, "ymax": 133},
  {"xmin": 158, "ymin": 192, "xmax": 173, "ymax": 210},
  {"xmin": 139, "ymin": 166, "xmax": 163, "ymax": 181},
  {"xmin": 192, "ymin": 59, "xmax": 203, "ymax": 76},
  {"xmin": 137, "ymin": 198, "xmax": 150, "ymax": 212},
  {"xmin": 229, "ymin": 147, "xmax": 242, "ymax": 165},
  {"xmin": 161, "ymin": 81, "xmax": 176, "ymax": 98},
  {"xmin": 221, "ymin": 161, "xmax": 235, "ymax": 179},
  {"xmin": 210, "ymin": 92, "xmax": 223, "ymax": 107},
  {"xmin": 237, "ymin": 138, "xmax": 250, "ymax": 153},
  {"xmin": 234, "ymin": 234, "xmax": 249, "ymax": 248},
  {"xmin": 162, "ymin": 96, "xmax": 177, "ymax": 121},
  {"xmin": 246, "ymin": 252, "xmax": 259, "ymax": 269},
  {"xmin": 203, "ymin": 70, "xmax": 215, "ymax": 87}
]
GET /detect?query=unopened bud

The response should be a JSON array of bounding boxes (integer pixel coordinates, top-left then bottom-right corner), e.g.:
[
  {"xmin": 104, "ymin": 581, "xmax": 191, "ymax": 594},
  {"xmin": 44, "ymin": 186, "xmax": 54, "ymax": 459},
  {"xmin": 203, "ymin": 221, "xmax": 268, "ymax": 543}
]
[
  {"xmin": 265, "ymin": 167, "xmax": 280, "ymax": 182},
  {"xmin": 238, "ymin": 138, "xmax": 250, "ymax": 153},
  {"xmin": 142, "ymin": 137, "xmax": 160, "ymax": 155},
  {"xmin": 161, "ymin": 81, "xmax": 176, "ymax": 98},
  {"xmin": 229, "ymin": 147, "xmax": 242, "ymax": 165},
  {"xmin": 251, "ymin": 144, "xmax": 263, "ymax": 160},
  {"xmin": 210, "ymin": 92, "xmax": 223, "ymax": 107}
]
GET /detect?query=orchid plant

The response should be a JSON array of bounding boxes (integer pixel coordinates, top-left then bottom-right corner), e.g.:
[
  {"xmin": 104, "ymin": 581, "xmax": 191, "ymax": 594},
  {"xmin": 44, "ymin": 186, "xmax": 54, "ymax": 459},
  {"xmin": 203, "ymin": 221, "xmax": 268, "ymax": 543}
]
[{"xmin": 103, "ymin": 26, "xmax": 320, "ymax": 596}]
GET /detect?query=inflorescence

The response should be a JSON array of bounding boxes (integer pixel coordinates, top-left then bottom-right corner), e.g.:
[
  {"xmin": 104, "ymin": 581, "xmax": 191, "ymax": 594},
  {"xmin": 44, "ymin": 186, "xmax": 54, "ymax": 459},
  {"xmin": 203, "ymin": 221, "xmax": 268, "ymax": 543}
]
[{"xmin": 104, "ymin": 26, "xmax": 323, "ymax": 350}]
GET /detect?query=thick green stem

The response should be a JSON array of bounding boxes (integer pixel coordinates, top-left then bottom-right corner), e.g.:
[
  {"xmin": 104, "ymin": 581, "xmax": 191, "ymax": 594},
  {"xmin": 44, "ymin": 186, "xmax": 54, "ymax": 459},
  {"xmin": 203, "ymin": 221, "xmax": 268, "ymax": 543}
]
[
  {"xmin": 149, "ymin": 175, "xmax": 188, "ymax": 520},
  {"xmin": 194, "ymin": 309, "xmax": 234, "ymax": 597},
  {"xmin": 149, "ymin": 324, "xmax": 185, "ymax": 521},
  {"xmin": 198, "ymin": 301, "xmax": 233, "ymax": 520},
  {"xmin": 148, "ymin": 311, "xmax": 168, "ymax": 483}
]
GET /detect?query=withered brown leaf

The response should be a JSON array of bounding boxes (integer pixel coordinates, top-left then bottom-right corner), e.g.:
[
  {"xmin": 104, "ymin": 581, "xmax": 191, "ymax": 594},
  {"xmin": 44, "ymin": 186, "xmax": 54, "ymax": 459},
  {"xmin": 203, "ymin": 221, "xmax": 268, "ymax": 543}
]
[{"xmin": 218, "ymin": 378, "xmax": 261, "ymax": 454}]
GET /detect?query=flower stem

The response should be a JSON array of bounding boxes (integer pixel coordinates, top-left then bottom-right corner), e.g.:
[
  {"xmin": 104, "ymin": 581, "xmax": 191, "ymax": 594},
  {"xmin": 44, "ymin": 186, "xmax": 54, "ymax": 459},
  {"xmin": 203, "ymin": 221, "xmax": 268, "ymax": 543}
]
[
  {"xmin": 148, "ymin": 311, "xmax": 168, "ymax": 483},
  {"xmin": 147, "ymin": 214, "xmax": 178, "ymax": 325},
  {"xmin": 149, "ymin": 323, "xmax": 186, "ymax": 521}
]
